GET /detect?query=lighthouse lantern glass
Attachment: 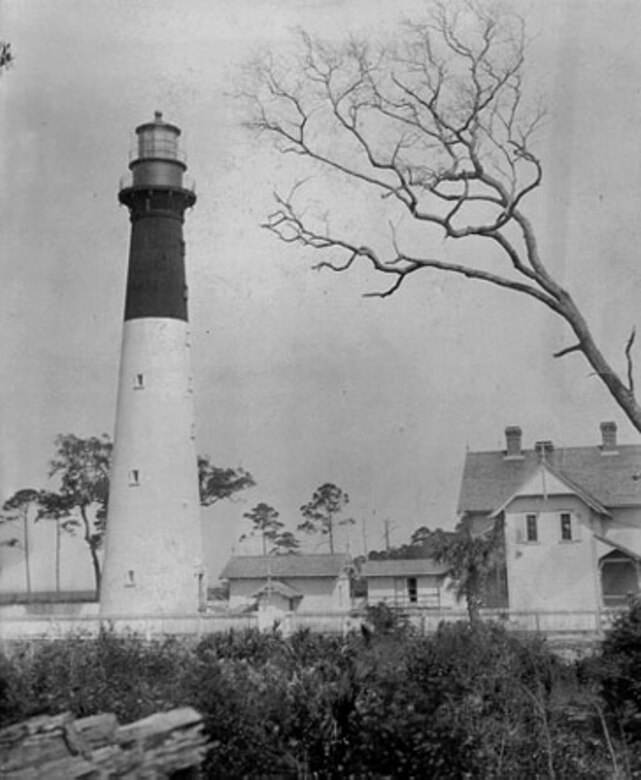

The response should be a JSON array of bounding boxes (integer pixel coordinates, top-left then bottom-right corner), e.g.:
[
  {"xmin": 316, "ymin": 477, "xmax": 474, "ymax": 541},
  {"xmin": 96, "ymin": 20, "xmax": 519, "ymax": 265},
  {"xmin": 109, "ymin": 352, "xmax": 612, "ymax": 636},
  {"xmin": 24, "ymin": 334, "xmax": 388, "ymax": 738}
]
[{"xmin": 137, "ymin": 125, "xmax": 179, "ymax": 161}]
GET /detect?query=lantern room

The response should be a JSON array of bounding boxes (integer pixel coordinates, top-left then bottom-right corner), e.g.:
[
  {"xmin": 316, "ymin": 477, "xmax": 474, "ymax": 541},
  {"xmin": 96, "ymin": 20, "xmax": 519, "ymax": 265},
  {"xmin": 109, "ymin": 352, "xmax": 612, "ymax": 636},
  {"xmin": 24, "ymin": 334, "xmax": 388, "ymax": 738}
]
[{"xmin": 127, "ymin": 111, "xmax": 188, "ymax": 190}]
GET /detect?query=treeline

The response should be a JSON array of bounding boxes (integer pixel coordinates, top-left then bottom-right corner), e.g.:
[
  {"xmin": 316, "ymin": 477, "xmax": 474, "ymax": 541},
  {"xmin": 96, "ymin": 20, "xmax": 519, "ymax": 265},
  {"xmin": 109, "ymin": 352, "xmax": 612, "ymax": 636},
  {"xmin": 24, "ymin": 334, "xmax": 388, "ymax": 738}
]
[
  {"xmin": 1, "ymin": 433, "xmax": 360, "ymax": 594},
  {"xmin": 0, "ymin": 435, "xmax": 255, "ymax": 593},
  {"xmin": 3, "ymin": 605, "xmax": 641, "ymax": 777}
]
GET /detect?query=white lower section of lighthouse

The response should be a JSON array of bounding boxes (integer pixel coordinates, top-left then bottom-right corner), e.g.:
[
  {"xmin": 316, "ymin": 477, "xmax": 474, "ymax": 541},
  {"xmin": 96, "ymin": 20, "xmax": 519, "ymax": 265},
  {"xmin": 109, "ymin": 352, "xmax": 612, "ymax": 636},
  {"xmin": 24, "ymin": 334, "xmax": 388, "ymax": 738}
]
[{"xmin": 100, "ymin": 318, "xmax": 204, "ymax": 616}]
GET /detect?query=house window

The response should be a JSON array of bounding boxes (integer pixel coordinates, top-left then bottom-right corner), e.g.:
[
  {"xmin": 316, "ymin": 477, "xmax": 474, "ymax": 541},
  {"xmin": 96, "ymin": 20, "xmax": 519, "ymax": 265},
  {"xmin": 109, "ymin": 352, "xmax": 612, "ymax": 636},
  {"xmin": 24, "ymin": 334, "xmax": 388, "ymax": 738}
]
[
  {"xmin": 526, "ymin": 514, "xmax": 538, "ymax": 542},
  {"xmin": 560, "ymin": 513, "xmax": 573, "ymax": 541},
  {"xmin": 407, "ymin": 577, "xmax": 418, "ymax": 604},
  {"xmin": 128, "ymin": 469, "xmax": 140, "ymax": 486}
]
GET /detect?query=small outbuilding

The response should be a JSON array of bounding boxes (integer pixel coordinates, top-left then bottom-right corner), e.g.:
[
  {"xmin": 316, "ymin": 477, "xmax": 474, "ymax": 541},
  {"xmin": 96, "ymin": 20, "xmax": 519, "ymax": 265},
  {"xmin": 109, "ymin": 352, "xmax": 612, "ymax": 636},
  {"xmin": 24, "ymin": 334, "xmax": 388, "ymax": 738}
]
[
  {"xmin": 220, "ymin": 553, "xmax": 352, "ymax": 614},
  {"xmin": 362, "ymin": 558, "xmax": 456, "ymax": 610}
]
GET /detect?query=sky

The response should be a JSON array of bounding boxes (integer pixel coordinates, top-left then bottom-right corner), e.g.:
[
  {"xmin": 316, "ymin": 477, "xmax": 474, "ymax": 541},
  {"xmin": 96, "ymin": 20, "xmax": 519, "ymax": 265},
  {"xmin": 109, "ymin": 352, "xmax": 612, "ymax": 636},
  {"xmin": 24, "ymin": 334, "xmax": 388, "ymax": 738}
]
[{"xmin": 3, "ymin": 0, "xmax": 641, "ymax": 587}]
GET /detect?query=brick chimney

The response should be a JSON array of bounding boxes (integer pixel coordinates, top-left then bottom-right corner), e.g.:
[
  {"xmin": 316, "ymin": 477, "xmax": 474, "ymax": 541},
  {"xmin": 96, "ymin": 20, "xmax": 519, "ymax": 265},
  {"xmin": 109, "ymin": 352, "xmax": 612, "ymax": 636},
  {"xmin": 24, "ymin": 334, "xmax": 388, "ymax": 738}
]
[
  {"xmin": 600, "ymin": 421, "xmax": 618, "ymax": 452},
  {"xmin": 535, "ymin": 440, "xmax": 554, "ymax": 462},
  {"xmin": 505, "ymin": 426, "xmax": 523, "ymax": 458}
]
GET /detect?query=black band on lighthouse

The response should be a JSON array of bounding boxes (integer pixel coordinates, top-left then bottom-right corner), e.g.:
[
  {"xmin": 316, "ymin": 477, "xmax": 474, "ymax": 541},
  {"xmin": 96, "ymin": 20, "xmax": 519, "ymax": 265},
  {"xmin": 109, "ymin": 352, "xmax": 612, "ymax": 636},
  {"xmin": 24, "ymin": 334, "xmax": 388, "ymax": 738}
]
[
  {"xmin": 120, "ymin": 186, "xmax": 195, "ymax": 321},
  {"xmin": 118, "ymin": 112, "xmax": 196, "ymax": 322},
  {"xmin": 123, "ymin": 204, "xmax": 189, "ymax": 321}
]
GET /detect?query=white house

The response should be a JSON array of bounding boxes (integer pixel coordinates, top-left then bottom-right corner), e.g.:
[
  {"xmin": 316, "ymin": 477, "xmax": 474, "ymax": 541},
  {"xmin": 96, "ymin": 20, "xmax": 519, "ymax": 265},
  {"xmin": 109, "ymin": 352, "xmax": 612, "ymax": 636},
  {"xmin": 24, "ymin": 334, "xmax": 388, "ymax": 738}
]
[
  {"xmin": 457, "ymin": 423, "xmax": 641, "ymax": 612},
  {"xmin": 220, "ymin": 554, "xmax": 352, "ymax": 614},
  {"xmin": 362, "ymin": 558, "xmax": 457, "ymax": 610}
]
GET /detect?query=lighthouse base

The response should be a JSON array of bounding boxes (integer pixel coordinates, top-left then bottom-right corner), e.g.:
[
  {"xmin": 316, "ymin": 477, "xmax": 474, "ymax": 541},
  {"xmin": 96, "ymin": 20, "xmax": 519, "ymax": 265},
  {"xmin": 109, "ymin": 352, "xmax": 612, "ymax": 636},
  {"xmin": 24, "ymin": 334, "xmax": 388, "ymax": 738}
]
[{"xmin": 100, "ymin": 318, "xmax": 204, "ymax": 617}]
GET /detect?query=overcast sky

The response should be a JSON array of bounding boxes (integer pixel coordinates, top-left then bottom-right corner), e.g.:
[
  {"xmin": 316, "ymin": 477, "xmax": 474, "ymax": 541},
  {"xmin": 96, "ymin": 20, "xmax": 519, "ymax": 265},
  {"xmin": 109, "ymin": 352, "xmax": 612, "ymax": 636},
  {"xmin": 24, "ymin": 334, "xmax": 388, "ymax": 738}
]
[{"xmin": 3, "ymin": 0, "xmax": 641, "ymax": 586}]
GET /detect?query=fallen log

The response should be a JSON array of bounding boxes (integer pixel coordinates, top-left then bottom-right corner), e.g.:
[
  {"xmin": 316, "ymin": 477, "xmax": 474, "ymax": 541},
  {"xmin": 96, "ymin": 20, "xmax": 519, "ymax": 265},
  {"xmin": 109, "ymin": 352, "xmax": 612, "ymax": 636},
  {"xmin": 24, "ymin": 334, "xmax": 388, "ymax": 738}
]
[{"xmin": 0, "ymin": 707, "xmax": 208, "ymax": 779}]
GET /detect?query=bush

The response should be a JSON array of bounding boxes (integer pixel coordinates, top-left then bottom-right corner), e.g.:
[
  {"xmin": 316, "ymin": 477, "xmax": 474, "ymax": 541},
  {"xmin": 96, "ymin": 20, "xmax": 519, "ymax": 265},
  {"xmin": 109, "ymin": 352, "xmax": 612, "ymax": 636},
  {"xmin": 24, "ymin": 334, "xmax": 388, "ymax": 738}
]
[
  {"xmin": 0, "ymin": 621, "xmax": 632, "ymax": 777},
  {"xmin": 0, "ymin": 629, "xmax": 190, "ymax": 725},
  {"xmin": 403, "ymin": 622, "xmax": 596, "ymax": 778},
  {"xmin": 363, "ymin": 601, "xmax": 412, "ymax": 636},
  {"xmin": 592, "ymin": 602, "xmax": 641, "ymax": 743}
]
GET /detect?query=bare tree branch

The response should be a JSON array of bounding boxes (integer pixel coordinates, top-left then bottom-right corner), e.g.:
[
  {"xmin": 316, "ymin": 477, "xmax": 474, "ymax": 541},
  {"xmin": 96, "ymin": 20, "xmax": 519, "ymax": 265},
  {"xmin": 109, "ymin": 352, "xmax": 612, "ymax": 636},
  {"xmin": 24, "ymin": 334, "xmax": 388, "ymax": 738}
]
[
  {"xmin": 553, "ymin": 344, "xmax": 582, "ymax": 359},
  {"xmin": 626, "ymin": 326, "xmax": 636, "ymax": 394},
  {"xmin": 240, "ymin": 0, "xmax": 641, "ymax": 434}
]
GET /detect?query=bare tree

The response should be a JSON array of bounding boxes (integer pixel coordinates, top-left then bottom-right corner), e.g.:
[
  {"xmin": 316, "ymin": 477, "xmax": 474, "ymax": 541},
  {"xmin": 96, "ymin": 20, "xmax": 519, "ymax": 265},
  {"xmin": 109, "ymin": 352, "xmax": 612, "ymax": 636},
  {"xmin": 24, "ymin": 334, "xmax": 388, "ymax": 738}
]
[{"xmin": 242, "ymin": 0, "xmax": 641, "ymax": 433}]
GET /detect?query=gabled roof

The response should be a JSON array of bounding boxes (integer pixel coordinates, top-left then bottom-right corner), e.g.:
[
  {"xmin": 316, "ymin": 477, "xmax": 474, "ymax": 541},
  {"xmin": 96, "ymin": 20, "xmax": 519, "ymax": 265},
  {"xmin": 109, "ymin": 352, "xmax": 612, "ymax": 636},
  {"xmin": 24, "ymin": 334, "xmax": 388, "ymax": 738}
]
[
  {"xmin": 458, "ymin": 444, "xmax": 641, "ymax": 515},
  {"xmin": 488, "ymin": 462, "xmax": 610, "ymax": 519},
  {"xmin": 594, "ymin": 534, "xmax": 641, "ymax": 562},
  {"xmin": 362, "ymin": 558, "xmax": 450, "ymax": 578},
  {"xmin": 251, "ymin": 580, "xmax": 303, "ymax": 599},
  {"xmin": 221, "ymin": 554, "xmax": 350, "ymax": 580}
]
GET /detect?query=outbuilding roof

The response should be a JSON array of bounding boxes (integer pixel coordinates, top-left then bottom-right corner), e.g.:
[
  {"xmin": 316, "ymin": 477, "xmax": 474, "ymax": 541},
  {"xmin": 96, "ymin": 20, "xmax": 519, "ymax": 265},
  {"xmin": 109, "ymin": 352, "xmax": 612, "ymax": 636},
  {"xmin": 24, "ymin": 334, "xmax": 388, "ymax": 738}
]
[
  {"xmin": 220, "ymin": 554, "xmax": 350, "ymax": 580},
  {"xmin": 362, "ymin": 558, "xmax": 450, "ymax": 578},
  {"xmin": 251, "ymin": 580, "xmax": 303, "ymax": 599},
  {"xmin": 458, "ymin": 444, "xmax": 641, "ymax": 515}
]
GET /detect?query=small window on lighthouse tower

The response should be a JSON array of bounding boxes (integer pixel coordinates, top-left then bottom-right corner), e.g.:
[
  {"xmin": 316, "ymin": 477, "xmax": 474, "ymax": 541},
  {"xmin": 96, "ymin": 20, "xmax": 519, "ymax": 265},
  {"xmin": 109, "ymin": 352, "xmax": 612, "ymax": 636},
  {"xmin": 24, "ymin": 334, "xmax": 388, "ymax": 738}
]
[
  {"xmin": 129, "ymin": 469, "xmax": 140, "ymax": 486},
  {"xmin": 133, "ymin": 373, "xmax": 145, "ymax": 389},
  {"xmin": 125, "ymin": 570, "xmax": 136, "ymax": 588}
]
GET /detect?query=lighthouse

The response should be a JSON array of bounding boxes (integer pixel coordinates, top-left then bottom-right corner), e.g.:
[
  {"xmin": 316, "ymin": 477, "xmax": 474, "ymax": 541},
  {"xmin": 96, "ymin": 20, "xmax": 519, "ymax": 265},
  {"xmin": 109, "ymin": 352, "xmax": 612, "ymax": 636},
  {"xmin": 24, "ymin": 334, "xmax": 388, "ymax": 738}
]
[{"xmin": 100, "ymin": 112, "xmax": 204, "ymax": 617}]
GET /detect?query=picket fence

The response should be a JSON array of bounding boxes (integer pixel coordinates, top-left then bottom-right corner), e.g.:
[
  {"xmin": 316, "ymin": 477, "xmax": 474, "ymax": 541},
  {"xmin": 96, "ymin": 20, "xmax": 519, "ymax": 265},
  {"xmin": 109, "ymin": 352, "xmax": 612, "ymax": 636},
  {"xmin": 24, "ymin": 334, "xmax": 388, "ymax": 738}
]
[{"xmin": 0, "ymin": 606, "xmax": 627, "ymax": 646}]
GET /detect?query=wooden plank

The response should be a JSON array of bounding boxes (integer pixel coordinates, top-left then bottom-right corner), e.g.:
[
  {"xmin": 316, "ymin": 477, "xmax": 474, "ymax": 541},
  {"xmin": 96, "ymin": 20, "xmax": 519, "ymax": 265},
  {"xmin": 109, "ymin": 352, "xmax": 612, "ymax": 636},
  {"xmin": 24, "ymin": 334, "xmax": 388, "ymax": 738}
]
[
  {"xmin": 74, "ymin": 713, "xmax": 118, "ymax": 750},
  {"xmin": 0, "ymin": 708, "xmax": 207, "ymax": 777}
]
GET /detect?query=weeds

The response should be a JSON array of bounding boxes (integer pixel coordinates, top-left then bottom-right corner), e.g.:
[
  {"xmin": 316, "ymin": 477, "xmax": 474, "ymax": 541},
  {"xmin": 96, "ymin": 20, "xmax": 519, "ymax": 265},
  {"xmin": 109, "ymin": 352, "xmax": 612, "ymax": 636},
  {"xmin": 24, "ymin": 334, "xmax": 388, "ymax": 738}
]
[{"xmin": 1, "ymin": 615, "xmax": 640, "ymax": 777}]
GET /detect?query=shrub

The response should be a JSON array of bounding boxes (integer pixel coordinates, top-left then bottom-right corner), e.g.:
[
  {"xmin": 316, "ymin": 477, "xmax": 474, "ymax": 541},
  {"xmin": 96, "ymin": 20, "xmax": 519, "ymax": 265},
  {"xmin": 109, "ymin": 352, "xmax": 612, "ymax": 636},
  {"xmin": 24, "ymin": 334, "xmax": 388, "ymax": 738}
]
[
  {"xmin": 592, "ymin": 602, "xmax": 641, "ymax": 743},
  {"xmin": 0, "ymin": 621, "xmax": 631, "ymax": 777},
  {"xmin": 0, "ymin": 629, "xmax": 189, "ymax": 725},
  {"xmin": 363, "ymin": 601, "xmax": 412, "ymax": 637}
]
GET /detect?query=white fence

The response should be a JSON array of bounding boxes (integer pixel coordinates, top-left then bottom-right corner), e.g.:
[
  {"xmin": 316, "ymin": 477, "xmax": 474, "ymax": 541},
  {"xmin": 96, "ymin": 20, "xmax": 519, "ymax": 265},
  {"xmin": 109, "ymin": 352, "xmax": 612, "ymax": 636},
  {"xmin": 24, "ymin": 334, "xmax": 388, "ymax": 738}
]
[
  {"xmin": 0, "ymin": 606, "xmax": 627, "ymax": 645},
  {"xmin": 0, "ymin": 613, "xmax": 258, "ymax": 643}
]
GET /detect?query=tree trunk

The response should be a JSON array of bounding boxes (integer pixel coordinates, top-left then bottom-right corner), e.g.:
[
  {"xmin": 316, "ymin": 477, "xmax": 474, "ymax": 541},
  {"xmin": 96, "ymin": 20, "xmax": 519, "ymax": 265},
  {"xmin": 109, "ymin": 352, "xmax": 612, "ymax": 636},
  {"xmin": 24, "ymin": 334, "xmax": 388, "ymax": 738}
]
[
  {"xmin": 22, "ymin": 511, "xmax": 31, "ymax": 595},
  {"xmin": 80, "ymin": 506, "xmax": 101, "ymax": 595},
  {"xmin": 466, "ymin": 591, "xmax": 482, "ymax": 630},
  {"xmin": 90, "ymin": 546, "xmax": 101, "ymax": 596},
  {"xmin": 55, "ymin": 517, "xmax": 61, "ymax": 592},
  {"xmin": 558, "ymin": 292, "xmax": 641, "ymax": 433},
  {"xmin": 464, "ymin": 573, "xmax": 484, "ymax": 629}
]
